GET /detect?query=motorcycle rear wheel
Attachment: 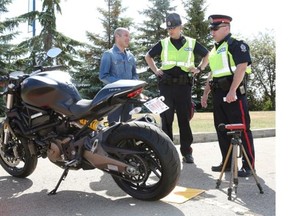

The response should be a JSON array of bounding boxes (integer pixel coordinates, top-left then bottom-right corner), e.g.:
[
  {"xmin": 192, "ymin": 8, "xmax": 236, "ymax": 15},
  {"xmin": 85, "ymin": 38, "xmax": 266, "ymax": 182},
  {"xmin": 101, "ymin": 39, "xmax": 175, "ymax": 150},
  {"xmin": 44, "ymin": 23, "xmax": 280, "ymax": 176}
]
[
  {"xmin": 107, "ymin": 121, "xmax": 181, "ymax": 201},
  {"xmin": 0, "ymin": 123, "xmax": 38, "ymax": 178}
]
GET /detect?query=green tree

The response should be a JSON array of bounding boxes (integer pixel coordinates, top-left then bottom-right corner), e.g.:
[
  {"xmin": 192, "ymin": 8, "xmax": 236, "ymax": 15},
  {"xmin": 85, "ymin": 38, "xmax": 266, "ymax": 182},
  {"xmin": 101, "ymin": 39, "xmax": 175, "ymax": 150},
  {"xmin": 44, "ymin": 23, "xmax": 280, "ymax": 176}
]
[
  {"xmin": 0, "ymin": 0, "xmax": 12, "ymax": 72},
  {"xmin": 3, "ymin": 0, "xmax": 85, "ymax": 73},
  {"xmin": 0, "ymin": 0, "xmax": 27, "ymax": 73},
  {"xmin": 247, "ymin": 31, "xmax": 276, "ymax": 110},
  {"xmin": 135, "ymin": 0, "xmax": 176, "ymax": 97},
  {"xmin": 0, "ymin": 0, "xmax": 15, "ymax": 116}
]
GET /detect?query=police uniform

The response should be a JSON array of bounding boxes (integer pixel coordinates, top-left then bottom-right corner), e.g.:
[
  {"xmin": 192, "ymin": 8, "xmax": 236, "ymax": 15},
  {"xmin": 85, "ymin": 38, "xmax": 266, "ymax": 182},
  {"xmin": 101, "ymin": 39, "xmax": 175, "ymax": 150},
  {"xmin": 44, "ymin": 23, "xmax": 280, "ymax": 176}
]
[
  {"xmin": 147, "ymin": 13, "xmax": 209, "ymax": 163},
  {"xmin": 208, "ymin": 15, "xmax": 255, "ymax": 177}
]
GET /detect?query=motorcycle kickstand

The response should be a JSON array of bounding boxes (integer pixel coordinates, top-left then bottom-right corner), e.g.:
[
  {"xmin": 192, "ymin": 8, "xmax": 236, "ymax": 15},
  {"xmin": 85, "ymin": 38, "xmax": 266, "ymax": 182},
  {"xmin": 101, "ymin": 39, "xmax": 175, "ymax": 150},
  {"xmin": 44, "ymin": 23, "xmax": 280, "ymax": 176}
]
[{"xmin": 48, "ymin": 166, "xmax": 70, "ymax": 195}]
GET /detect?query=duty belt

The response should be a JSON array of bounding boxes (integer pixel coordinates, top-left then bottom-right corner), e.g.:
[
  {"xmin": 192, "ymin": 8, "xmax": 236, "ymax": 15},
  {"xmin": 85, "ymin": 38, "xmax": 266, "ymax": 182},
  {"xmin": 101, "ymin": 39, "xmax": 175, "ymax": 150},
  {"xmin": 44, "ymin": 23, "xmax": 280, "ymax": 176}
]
[
  {"xmin": 209, "ymin": 77, "xmax": 232, "ymax": 92},
  {"xmin": 209, "ymin": 77, "xmax": 246, "ymax": 94},
  {"xmin": 160, "ymin": 75, "xmax": 192, "ymax": 85}
]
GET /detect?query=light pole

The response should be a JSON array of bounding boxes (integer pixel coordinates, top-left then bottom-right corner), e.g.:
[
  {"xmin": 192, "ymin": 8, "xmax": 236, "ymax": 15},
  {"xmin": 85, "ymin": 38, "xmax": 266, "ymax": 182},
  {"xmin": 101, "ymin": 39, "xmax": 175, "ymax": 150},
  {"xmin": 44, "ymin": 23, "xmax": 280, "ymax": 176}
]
[
  {"xmin": 28, "ymin": 0, "xmax": 36, "ymax": 36},
  {"xmin": 32, "ymin": 0, "xmax": 35, "ymax": 36}
]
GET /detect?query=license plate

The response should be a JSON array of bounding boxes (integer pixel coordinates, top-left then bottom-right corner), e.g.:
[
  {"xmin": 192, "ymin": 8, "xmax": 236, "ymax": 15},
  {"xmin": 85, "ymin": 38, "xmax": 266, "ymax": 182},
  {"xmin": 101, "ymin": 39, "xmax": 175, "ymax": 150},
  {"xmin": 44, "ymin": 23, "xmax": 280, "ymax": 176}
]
[{"xmin": 144, "ymin": 96, "xmax": 169, "ymax": 114}]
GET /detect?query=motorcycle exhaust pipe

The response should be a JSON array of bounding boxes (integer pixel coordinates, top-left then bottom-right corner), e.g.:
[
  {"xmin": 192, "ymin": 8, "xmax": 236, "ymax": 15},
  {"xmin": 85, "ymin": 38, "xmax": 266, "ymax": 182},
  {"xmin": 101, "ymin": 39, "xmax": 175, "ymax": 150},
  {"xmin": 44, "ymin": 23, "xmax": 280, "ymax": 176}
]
[
  {"xmin": 135, "ymin": 114, "xmax": 158, "ymax": 126},
  {"xmin": 83, "ymin": 150, "xmax": 137, "ymax": 175}
]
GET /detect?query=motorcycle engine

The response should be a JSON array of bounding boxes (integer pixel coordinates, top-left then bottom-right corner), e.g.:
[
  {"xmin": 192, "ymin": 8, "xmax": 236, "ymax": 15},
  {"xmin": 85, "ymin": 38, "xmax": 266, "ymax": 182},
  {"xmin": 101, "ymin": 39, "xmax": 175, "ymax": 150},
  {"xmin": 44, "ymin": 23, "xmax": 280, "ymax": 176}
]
[
  {"xmin": 47, "ymin": 137, "xmax": 73, "ymax": 163},
  {"xmin": 47, "ymin": 142, "xmax": 62, "ymax": 162}
]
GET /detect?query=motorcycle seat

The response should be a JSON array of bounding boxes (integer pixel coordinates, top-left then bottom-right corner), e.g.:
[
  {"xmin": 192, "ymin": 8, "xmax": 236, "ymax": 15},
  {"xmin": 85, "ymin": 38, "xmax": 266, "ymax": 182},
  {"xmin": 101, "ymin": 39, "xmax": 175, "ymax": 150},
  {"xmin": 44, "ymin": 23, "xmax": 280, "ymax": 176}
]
[{"xmin": 69, "ymin": 99, "xmax": 92, "ymax": 117}]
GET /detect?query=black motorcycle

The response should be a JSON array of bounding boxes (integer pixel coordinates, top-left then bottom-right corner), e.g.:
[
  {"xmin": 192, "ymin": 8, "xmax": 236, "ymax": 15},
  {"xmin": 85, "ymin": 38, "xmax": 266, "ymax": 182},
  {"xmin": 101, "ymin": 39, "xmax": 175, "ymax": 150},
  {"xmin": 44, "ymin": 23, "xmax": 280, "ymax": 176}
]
[{"xmin": 0, "ymin": 48, "xmax": 180, "ymax": 201}]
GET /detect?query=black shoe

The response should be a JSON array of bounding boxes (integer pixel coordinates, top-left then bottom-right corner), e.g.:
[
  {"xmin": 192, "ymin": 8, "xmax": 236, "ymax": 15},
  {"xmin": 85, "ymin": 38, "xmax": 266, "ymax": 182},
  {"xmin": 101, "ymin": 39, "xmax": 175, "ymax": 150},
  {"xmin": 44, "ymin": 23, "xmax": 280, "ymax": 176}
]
[
  {"xmin": 238, "ymin": 168, "xmax": 253, "ymax": 177},
  {"xmin": 211, "ymin": 163, "xmax": 231, "ymax": 172},
  {"xmin": 183, "ymin": 154, "xmax": 194, "ymax": 163}
]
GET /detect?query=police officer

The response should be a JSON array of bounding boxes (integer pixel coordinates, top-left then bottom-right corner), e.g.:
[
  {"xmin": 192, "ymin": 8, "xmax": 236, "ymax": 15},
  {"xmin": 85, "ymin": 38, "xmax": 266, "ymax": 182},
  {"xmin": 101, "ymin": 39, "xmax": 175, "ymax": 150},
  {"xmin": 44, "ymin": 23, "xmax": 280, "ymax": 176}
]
[
  {"xmin": 145, "ymin": 12, "xmax": 209, "ymax": 163},
  {"xmin": 201, "ymin": 14, "xmax": 255, "ymax": 177}
]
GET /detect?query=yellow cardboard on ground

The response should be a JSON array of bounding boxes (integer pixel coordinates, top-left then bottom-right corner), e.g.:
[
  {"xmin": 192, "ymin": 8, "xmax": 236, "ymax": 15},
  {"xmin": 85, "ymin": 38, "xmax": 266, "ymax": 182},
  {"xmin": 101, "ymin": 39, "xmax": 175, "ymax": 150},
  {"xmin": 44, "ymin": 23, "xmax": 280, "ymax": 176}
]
[{"xmin": 161, "ymin": 186, "xmax": 205, "ymax": 204}]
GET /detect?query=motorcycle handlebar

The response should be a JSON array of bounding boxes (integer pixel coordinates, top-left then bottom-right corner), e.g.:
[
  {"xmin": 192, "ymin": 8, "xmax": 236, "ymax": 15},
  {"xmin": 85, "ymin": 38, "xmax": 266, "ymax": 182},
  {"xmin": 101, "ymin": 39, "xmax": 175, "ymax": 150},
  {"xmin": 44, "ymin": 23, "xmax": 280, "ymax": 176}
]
[
  {"xmin": 32, "ymin": 65, "xmax": 64, "ymax": 74},
  {"xmin": 42, "ymin": 65, "xmax": 65, "ymax": 71},
  {"xmin": 30, "ymin": 65, "xmax": 64, "ymax": 76}
]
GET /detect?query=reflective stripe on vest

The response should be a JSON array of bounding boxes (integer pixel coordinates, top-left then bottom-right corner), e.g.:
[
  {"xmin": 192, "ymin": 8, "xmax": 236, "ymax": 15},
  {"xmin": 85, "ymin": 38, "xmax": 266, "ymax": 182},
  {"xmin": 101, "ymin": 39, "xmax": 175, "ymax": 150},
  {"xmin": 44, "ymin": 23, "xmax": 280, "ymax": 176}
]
[
  {"xmin": 161, "ymin": 37, "xmax": 196, "ymax": 72},
  {"xmin": 209, "ymin": 40, "xmax": 251, "ymax": 78}
]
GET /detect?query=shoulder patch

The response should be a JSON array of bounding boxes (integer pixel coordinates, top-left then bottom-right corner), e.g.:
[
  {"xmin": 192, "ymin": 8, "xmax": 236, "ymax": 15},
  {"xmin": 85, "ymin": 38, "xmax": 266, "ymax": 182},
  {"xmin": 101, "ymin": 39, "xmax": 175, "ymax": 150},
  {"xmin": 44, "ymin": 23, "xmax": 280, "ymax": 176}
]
[{"xmin": 240, "ymin": 44, "xmax": 247, "ymax": 52}]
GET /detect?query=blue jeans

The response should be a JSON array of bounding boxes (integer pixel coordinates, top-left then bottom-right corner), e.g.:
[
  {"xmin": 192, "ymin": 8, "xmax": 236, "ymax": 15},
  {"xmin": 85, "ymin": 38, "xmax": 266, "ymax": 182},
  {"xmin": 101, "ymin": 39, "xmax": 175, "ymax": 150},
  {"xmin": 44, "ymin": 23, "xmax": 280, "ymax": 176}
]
[{"xmin": 107, "ymin": 104, "xmax": 133, "ymax": 123}]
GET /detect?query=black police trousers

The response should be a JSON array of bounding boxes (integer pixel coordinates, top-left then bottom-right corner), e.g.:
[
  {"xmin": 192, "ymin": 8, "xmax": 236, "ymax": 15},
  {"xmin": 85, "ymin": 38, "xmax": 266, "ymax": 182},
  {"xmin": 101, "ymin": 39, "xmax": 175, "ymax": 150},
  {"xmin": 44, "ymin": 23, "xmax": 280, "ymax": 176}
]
[
  {"xmin": 159, "ymin": 83, "xmax": 193, "ymax": 156},
  {"xmin": 212, "ymin": 88, "xmax": 255, "ymax": 170}
]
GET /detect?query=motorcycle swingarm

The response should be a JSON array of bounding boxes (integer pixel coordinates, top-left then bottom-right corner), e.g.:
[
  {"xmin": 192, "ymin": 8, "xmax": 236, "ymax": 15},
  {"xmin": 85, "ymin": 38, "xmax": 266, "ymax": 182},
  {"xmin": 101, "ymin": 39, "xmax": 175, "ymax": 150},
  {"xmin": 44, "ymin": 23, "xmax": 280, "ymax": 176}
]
[{"xmin": 101, "ymin": 145, "xmax": 147, "ymax": 156}]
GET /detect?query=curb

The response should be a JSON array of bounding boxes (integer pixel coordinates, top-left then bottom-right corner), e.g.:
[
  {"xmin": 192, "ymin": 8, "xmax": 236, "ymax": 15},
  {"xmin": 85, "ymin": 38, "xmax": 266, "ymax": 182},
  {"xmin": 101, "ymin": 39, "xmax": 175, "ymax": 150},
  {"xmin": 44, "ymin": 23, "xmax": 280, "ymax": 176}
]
[{"xmin": 173, "ymin": 128, "xmax": 275, "ymax": 144}]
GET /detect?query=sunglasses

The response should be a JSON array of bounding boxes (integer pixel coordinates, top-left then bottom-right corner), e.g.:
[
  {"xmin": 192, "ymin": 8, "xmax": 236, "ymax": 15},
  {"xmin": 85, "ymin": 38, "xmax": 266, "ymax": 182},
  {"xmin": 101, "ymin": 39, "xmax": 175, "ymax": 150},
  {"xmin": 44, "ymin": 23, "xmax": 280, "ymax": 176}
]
[{"xmin": 210, "ymin": 25, "xmax": 227, "ymax": 31}]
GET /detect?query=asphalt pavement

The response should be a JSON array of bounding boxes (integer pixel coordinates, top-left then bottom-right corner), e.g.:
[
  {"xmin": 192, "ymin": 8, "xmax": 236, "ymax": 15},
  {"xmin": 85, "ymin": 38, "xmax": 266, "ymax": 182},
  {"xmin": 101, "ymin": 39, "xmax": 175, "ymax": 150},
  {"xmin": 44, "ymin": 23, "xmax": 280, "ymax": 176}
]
[{"xmin": 0, "ymin": 135, "xmax": 276, "ymax": 216}]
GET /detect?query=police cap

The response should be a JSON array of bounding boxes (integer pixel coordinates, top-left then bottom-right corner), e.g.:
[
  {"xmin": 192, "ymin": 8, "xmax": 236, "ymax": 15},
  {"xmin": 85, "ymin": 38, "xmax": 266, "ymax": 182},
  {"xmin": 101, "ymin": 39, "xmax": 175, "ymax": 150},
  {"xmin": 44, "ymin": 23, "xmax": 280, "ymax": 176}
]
[
  {"xmin": 208, "ymin": 14, "xmax": 232, "ymax": 28},
  {"xmin": 166, "ymin": 13, "xmax": 182, "ymax": 29}
]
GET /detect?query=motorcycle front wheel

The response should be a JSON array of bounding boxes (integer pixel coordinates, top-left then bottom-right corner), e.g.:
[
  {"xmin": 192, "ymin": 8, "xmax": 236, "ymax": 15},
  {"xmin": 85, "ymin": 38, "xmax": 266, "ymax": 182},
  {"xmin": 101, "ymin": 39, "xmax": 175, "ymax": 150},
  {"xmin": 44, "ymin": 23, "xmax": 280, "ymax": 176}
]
[
  {"xmin": 107, "ymin": 121, "xmax": 181, "ymax": 201},
  {"xmin": 0, "ymin": 122, "xmax": 38, "ymax": 178}
]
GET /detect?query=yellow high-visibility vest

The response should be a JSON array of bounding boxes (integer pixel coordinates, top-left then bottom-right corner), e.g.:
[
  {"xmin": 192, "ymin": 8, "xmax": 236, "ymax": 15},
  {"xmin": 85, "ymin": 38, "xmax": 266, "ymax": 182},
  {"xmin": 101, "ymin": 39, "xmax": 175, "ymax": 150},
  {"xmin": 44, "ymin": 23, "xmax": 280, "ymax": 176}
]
[
  {"xmin": 209, "ymin": 40, "xmax": 251, "ymax": 78},
  {"xmin": 160, "ymin": 37, "xmax": 196, "ymax": 72}
]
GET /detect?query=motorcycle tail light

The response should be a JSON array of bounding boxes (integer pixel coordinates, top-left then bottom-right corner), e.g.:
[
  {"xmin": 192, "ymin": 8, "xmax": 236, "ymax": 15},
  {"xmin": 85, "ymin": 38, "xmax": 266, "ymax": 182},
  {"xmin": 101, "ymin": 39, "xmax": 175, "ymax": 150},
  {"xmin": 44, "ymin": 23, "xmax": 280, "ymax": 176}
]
[{"xmin": 127, "ymin": 88, "xmax": 143, "ymax": 98}]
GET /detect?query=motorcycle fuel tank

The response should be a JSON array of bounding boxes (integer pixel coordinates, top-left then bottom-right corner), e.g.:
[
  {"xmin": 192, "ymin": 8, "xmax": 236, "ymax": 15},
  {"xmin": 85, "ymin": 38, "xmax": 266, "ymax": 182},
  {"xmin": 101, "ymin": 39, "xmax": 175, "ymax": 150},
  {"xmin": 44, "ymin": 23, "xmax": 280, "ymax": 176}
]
[{"xmin": 21, "ymin": 71, "xmax": 82, "ymax": 114}]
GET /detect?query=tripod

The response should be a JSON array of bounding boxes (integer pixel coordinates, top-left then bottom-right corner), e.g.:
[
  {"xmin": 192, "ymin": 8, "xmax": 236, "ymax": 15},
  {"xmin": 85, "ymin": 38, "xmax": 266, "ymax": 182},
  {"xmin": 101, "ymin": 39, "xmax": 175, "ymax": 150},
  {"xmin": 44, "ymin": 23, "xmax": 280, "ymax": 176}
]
[{"xmin": 215, "ymin": 124, "xmax": 264, "ymax": 200}]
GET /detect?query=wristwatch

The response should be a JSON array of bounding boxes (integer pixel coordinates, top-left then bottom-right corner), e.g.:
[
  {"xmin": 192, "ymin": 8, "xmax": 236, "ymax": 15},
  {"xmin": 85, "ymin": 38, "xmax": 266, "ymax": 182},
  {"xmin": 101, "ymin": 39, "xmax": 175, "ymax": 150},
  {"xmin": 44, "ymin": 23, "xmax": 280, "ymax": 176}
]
[{"xmin": 197, "ymin": 67, "xmax": 203, "ymax": 72}]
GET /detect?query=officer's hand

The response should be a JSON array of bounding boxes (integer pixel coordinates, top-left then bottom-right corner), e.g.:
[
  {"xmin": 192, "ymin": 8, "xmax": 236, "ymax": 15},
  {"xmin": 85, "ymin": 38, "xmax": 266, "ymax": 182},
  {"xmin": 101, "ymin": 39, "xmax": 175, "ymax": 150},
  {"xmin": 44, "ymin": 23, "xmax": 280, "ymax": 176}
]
[
  {"xmin": 154, "ymin": 69, "xmax": 163, "ymax": 77},
  {"xmin": 189, "ymin": 67, "xmax": 201, "ymax": 75},
  {"xmin": 225, "ymin": 91, "xmax": 237, "ymax": 103},
  {"xmin": 201, "ymin": 95, "xmax": 208, "ymax": 108}
]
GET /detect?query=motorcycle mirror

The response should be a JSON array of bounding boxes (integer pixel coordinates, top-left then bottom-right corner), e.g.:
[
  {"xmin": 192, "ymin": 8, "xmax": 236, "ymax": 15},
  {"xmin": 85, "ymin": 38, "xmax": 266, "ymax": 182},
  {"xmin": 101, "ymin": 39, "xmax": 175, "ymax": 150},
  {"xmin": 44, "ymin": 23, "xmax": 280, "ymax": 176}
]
[{"xmin": 47, "ymin": 47, "xmax": 62, "ymax": 58}]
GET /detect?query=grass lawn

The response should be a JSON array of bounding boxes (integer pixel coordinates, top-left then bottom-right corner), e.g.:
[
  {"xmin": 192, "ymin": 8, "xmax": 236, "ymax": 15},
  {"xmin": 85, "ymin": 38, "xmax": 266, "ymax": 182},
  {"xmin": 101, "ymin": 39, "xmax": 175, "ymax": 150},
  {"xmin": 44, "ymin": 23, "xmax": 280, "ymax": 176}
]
[
  {"xmin": 136, "ymin": 111, "xmax": 275, "ymax": 133},
  {"xmin": 190, "ymin": 111, "xmax": 275, "ymax": 133}
]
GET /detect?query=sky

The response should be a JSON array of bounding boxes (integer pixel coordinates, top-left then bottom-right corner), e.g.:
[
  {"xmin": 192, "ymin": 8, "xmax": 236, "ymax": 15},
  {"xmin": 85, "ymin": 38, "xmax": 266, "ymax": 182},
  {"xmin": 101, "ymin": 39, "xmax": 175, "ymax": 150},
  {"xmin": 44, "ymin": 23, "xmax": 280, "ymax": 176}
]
[
  {"xmin": 2, "ymin": 0, "xmax": 276, "ymax": 43},
  {"xmin": 56, "ymin": 0, "xmax": 276, "ymax": 41}
]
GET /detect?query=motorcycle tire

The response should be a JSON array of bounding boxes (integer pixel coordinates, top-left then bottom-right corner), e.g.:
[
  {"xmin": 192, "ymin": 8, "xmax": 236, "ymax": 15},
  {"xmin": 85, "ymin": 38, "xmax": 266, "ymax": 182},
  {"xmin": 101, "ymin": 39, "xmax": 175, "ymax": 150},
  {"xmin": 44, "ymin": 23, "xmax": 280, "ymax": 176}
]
[
  {"xmin": 0, "ymin": 123, "xmax": 38, "ymax": 178},
  {"xmin": 107, "ymin": 121, "xmax": 181, "ymax": 201}
]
